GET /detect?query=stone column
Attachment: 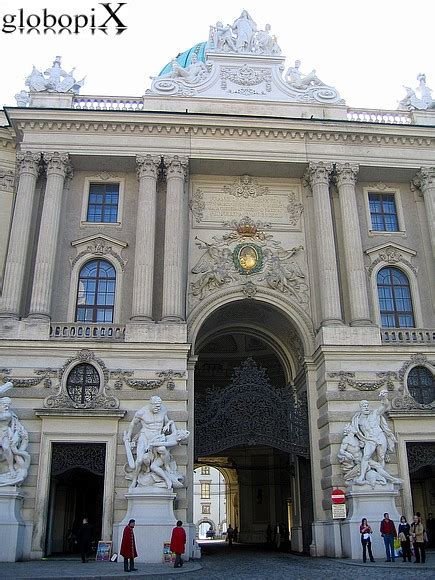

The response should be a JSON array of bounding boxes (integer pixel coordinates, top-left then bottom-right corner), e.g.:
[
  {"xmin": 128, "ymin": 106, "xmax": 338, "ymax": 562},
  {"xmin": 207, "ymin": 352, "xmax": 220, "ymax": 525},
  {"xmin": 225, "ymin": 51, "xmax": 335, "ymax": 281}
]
[
  {"xmin": 0, "ymin": 152, "xmax": 41, "ymax": 318},
  {"xmin": 161, "ymin": 155, "xmax": 189, "ymax": 322},
  {"xmin": 413, "ymin": 167, "xmax": 435, "ymax": 258},
  {"xmin": 28, "ymin": 152, "xmax": 71, "ymax": 318},
  {"xmin": 335, "ymin": 163, "xmax": 371, "ymax": 325},
  {"xmin": 131, "ymin": 155, "xmax": 161, "ymax": 321},
  {"xmin": 305, "ymin": 162, "xmax": 342, "ymax": 325}
]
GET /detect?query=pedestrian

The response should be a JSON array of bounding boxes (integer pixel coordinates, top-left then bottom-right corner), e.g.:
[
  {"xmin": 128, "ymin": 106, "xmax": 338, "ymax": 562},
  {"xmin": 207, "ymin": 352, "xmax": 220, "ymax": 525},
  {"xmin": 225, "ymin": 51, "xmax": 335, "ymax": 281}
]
[
  {"xmin": 77, "ymin": 517, "xmax": 93, "ymax": 563},
  {"xmin": 380, "ymin": 512, "xmax": 397, "ymax": 562},
  {"xmin": 170, "ymin": 520, "xmax": 186, "ymax": 568},
  {"xmin": 426, "ymin": 512, "xmax": 435, "ymax": 548},
  {"xmin": 227, "ymin": 524, "xmax": 234, "ymax": 547},
  {"xmin": 411, "ymin": 514, "xmax": 426, "ymax": 563},
  {"xmin": 359, "ymin": 518, "xmax": 375, "ymax": 563},
  {"xmin": 120, "ymin": 519, "xmax": 138, "ymax": 572},
  {"xmin": 398, "ymin": 515, "xmax": 412, "ymax": 562}
]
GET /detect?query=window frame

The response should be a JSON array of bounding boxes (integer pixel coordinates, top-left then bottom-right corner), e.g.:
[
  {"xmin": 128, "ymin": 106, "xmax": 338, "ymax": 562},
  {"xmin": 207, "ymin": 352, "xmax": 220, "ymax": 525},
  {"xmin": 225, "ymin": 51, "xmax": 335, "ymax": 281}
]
[
  {"xmin": 406, "ymin": 366, "xmax": 435, "ymax": 406},
  {"xmin": 81, "ymin": 176, "xmax": 125, "ymax": 227},
  {"xmin": 364, "ymin": 187, "xmax": 405, "ymax": 236},
  {"xmin": 201, "ymin": 466, "xmax": 210, "ymax": 476},
  {"xmin": 376, "ymin": 266, "xmax": 415, "ymax": 329},
  {"xmin": 75, "ymin": 259, "xmax": 117, "ymax": 324},
  {"xmin": 200, "ymin": 482, "xmax": 211, "ymax": 499}
]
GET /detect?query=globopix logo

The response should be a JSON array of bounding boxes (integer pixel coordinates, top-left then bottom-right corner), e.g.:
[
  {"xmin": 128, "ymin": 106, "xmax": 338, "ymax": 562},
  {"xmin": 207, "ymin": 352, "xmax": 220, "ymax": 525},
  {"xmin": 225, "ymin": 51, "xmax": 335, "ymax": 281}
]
[{"xmin": 1, "ymin": 3, "xmax": 128, "ymax": 35}]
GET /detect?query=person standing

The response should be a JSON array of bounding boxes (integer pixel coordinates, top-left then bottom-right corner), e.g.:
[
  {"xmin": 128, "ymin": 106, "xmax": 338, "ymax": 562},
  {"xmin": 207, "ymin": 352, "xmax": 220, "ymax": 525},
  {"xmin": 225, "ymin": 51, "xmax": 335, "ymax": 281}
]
[
  {"xmin": 426, "ymin": 512, "xmax": 435, "ymax": 548},
  {"xmin": 360, "ymin": 518, "xmax": 375, "ymax": 563},
  {"xmin": 170, "ymin": 520, "xmax": 186, "ymax": 568},
  {"xmin": 226, "ymin": 524, "xmax": 234, "ymax": 547},
  {"xmin": 411, "ymin": 514, "xmax": 426, "ymax": 563},
  {"xmin": 77, "ymin": 517, "xmax": 93, "ymax": 563},
  {"xmin": 380, "ymin": 512, "xmax": 397, "ymax": 562},
  {"xmin": 398, "ymin": 515, "xmax": 412, "ymax": 562},
  {"xmin": 120, "ymin": 519, "xmax": 138, "ymax": 572}
]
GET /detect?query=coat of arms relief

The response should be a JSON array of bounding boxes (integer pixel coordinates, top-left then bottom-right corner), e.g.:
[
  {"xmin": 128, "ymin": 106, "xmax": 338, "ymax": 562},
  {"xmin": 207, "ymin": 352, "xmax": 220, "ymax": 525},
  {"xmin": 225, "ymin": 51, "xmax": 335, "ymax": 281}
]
[{"xmin": 189, "ymin": 217, "xmax": 309, "ymax": 305}]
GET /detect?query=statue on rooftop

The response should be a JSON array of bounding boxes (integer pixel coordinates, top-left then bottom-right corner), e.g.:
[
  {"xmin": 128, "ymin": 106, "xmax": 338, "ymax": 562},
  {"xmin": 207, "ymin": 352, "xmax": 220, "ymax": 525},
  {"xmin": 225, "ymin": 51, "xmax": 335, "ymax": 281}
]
[
  {"xmin": 232, "ymin": 10, "xmax": 257, "ymax": 53},
  {"xmin": 25, "ymin": 56, "xmax": 85, "ymax": 94},
  {"xmin": 285, "ymin": 60, "xmax": 326, "ymax": 89},
  {"xmin": 399, "ymin": 73, "xmax": 434, "ymax": 111},
  {"xmin": 0, "ymin": 381, "xmax": 30, "ymax": 486},
  {"xmin": 165, "ymin": 54, "xmax": 209, "ymax": 84}
]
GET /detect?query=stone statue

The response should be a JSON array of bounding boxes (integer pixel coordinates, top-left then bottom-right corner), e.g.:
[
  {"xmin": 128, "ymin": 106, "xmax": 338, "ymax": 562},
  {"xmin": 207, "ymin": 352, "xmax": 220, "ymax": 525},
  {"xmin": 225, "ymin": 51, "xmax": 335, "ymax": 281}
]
[
  {"xmin": 231, "ymin": 10, "xmax": 257, "ymax": 52},
  {"xmin": 14, "ymin": 90, "xmax": 30, "ymax": 107},
  {"xmin": 25, "ymin": 56, "xmax": 84, "ymax": 94},
  {"xmin": 123, "ymin": 395, "xmax": 189, "ymax": 491},
  {"xmin": 254, "ymin": 24, "xmax": 281, "ymax": 55},
  {"xmin": 399, "ymin": 73, "xmax": 434, "ymax": 111},
  {"xmin": 165, "ymin": 54, "xmax": 209, "ymax": 85},
  {"xmin": 339, "ymin": 391, "xmax": 401, "ymax": 488},
  {"xmin": 0, "ymin": 382, "xmax": 30, "ymax": 486},
  {"xmin": 285, "ymin": 60, "xmax": 326, "ymax": 89},
  {"xmin": 209, "ymin": 21, "xmax": 236, "ymax": 52}
]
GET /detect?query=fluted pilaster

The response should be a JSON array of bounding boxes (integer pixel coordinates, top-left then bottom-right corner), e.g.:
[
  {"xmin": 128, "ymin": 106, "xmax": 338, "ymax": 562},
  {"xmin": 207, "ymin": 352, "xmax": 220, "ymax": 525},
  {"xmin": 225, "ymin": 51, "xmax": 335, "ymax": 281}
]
[
  {"xmin": 131, "ymin": 154, "xmax": 161, "ymax": 320},
  {"xmin": 335, "ymin": 163, "xmax": 371, "ymax": 325},
  {"xmin": 161, "ymin": 155, "xmax": 189, "ymax": 322},
  {"xmin": 305, "ymin": 162, "xmax": 342, "ymax": 325},
  {"xmin": 0, "ymin": 152, "xmax": 41, "ymax": 318},
  {"xmin": 28, "ymin": 152, "xmax": 72, "ymax": 318},
  {"xmin": 413, "ymin": 167, "xmax": 435, "ymax": 258}
]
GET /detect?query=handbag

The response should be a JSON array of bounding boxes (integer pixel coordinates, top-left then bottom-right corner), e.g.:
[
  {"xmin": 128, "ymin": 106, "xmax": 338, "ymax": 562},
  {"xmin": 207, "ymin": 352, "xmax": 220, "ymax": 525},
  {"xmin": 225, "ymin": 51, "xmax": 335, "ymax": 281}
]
[
  {"xmin": 362, "ymin": 533, "xmax": 370, "ymax": 540},
  {"xmin": 393, "ymin": 537, "xmax": 401, "ymax": 550},
  {"xmin": 398, "ymin": 532, "xmax": 406, "ymax": 542}
]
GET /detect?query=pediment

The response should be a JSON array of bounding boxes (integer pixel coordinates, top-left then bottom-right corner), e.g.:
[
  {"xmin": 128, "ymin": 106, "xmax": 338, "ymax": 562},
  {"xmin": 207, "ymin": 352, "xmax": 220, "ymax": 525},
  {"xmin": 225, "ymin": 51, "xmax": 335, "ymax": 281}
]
[
  {"xmin": 70, "ymin": 234, "xmax": 128, "ymax": 270},
  {"xmin": 366, "ymin": 242, "xmax": 417, "ymax": 275}
]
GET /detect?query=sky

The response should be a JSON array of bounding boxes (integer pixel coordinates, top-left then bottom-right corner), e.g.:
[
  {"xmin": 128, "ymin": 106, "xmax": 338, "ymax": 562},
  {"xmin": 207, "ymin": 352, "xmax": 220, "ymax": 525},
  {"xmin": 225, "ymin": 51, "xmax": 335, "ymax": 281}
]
[{"xmin": 0, "ymin": 0, "xmax": 434, "ymax": 111}]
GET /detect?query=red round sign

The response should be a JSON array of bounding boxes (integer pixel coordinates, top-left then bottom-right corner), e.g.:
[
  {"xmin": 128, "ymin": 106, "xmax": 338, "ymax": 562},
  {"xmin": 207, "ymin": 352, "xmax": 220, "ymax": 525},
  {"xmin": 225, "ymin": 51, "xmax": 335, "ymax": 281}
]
[{"xmin": 331, "ymin": 489, "xmax": 346, "ymax": 504}]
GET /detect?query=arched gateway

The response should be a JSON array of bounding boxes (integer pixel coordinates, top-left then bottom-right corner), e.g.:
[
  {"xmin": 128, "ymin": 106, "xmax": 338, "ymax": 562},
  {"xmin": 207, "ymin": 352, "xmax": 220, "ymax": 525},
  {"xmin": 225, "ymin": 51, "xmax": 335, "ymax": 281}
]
[{"xmin": 189, "ymin": 298, "xmax": 313, "ymax": 550}]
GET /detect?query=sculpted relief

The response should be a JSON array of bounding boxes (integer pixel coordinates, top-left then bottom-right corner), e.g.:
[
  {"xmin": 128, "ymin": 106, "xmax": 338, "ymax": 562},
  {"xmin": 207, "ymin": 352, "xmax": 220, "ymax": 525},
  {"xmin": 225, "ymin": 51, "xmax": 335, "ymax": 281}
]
[{"xmin": 338, "ymin": 391, "xmax": 402, "ymax": 488}]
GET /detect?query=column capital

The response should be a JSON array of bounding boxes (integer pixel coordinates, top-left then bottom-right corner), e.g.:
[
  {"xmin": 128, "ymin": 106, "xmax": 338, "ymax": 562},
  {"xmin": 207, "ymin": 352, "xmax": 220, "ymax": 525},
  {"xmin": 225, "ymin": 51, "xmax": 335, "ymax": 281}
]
[
  {"xmin": 304, "ymin": 161, "xmax": 333, "ymax": 187},
  {"xmin": 412, "ymin": 167, "xmax": 435, "ymax": 194},
  {"xmin": 334, "ymin": 162, "xmax": 359, "ymax": 188},
  {"xmin": 16, "ymin": 151, "xmax": 41, "ymax": 176},
  {"xmin": 43, "ymin": 152, "xmax": 72, "ymax": 178},
  {"xmin": 163, "ymin": 155, "xmax": 189, "ymax": 180},
  {"xmin": 136, "ymin": 154, "xmax": 161, "ymax": 180}
]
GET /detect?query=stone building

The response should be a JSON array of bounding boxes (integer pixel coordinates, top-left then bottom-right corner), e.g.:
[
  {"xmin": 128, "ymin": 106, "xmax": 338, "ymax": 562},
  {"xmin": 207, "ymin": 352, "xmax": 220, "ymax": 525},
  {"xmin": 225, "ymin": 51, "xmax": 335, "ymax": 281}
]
[{"xmin": 0, "ymin": 11, "xmax": 434, "ymax": 562}]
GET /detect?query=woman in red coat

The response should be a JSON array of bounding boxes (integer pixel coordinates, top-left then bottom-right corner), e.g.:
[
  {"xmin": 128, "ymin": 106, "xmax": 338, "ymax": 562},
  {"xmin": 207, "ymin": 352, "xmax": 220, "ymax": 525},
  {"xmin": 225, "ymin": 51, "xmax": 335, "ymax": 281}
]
[
  {"xmin": 120, "ymin": 519, "xmax": 138, "ymax": 572},
  {"xmin": 170, "ymin": 520, "xmax": 186, "ymax": 568}
]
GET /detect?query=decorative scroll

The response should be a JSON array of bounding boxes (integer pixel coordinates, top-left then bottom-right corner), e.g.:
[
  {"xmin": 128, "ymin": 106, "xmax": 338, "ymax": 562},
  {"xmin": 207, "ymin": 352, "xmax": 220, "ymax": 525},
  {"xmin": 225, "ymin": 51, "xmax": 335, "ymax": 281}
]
[
  {"xmin": 110, "ymin": 369, "xmax": 185, "ymax": 391},
  {"xmin": 223, "ymin": 175, "xmax": 269, "ymax": 199},
  {"xmin": 195, "ymin": 358, "xmax": 309, "ymax": 457},
  {"xmin": 51, "ymin": 443, "xmax": 106, "ymax": 476},
  {"xmin": 328, "ymin": 371, "xmax": 397, "ymax": 391},
  {"xmin": 0, "ymin": 368, "xmax": 58, "ymax": 388}
]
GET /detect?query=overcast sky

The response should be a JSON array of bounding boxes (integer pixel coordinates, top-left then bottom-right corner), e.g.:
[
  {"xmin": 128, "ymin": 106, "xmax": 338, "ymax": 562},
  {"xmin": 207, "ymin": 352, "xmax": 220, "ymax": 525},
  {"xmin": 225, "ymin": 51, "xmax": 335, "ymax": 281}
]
[{"xmin": 1, "ymin": 0, "xmax": 434, "ymax": 110}]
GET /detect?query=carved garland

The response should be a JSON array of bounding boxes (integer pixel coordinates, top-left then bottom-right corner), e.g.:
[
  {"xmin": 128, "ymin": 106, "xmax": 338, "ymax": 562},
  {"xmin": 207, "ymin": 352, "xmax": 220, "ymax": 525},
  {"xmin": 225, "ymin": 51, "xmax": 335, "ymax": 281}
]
[
  {"xmin": 109, "ymin": 369, "xmax": 185, "ymax": 391},
  {"xmin": 223, "ymin": 175, "xmax": 269, "ymax": 198},
  {"xmin": 367, "ymin": 249, "xmax": 417, "ymax": 276},
  {"xmin": 189, "ymin": 188, "xmax": 206, "ymax": 222},
  {"xmin": 287, "ymin": 191, "xmax": 304, "ymax": 226},
  {"xmin": 328, "ymin": 371, "xmax": 397, "ymax": 391},
  {"xmin": 0, "ymin": 368, "xmax": 58, "ymax": 388}
]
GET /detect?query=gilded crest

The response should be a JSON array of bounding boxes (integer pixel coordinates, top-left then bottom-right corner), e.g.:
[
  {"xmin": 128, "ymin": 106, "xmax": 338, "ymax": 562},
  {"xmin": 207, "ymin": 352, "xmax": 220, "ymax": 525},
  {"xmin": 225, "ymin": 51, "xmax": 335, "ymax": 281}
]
[{"xmin": 233, "ymin": 243, "xmax": 263, "ymax": 274}]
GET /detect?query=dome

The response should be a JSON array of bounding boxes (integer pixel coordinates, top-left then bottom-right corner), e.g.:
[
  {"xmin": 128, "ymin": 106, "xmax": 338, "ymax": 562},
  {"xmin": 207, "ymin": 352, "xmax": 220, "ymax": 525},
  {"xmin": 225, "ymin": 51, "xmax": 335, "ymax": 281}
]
[{"xmin": 158, "ymin": 42, "xmax": 207, "ymax": 77}]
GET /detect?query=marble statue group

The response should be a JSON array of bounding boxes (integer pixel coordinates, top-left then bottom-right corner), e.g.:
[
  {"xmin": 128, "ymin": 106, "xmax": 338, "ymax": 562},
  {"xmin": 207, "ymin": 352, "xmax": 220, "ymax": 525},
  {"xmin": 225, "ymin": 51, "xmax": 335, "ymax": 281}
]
[
  {"xmin": 0, "ymin": 381, "xmax": 30, "ymax": 486},
  {"xmin": 338, "ymin": 390, "xmax": 401, "ymax": 488},
  {"xmin": 123, "ymin": 396, "xmax": 189, "ymax": 491}
]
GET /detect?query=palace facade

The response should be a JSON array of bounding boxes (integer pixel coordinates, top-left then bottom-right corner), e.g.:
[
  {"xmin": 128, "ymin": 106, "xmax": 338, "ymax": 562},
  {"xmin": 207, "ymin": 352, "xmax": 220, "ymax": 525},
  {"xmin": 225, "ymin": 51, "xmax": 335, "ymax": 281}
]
[{"xmin": 0, "ymin": 11, "xmax": 434, "ymax": 561}]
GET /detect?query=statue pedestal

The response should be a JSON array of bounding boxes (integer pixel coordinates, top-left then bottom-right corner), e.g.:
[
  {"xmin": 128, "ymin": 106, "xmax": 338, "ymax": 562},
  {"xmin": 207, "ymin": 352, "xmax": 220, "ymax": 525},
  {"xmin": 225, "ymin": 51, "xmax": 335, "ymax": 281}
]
[
  {"xmin": 0, "ymin": 486, "xmax": 26, "ymax": 562},
  {"xmin": 115, "ymin": 487, "xmax": 177, "ymax": 564},
  {"xmin": 341, "ymin": 484, "xmax": 401, "ymax": 560}
]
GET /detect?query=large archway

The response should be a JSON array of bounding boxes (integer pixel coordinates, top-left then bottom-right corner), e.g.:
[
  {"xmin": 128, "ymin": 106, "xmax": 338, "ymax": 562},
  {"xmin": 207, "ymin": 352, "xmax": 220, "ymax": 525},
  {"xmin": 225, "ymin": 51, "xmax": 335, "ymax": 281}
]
[{"xmin": 192, "ymin": 300, "xmax": 313, "ymax": 550}]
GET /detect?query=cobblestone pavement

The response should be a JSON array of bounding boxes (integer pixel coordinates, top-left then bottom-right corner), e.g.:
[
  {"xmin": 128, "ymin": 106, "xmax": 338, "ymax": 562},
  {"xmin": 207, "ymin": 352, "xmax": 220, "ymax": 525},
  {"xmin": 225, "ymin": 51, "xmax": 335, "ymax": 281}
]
[{"xmin": 1, "ymin": 543, "xmax": 434, "ymax": 580}]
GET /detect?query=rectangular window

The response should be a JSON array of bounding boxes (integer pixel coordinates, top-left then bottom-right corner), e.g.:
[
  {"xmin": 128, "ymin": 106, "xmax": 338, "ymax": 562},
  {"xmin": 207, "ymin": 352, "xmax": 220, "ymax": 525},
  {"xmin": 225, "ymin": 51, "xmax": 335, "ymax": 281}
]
[
  {"xmin": 368, "ymin": 193, "xmax": 399, "ymax": 232},
  {"xmin": 86, "ymin": 183, "xmax": 119, "ymax": 223},
  {"xmin": 201, "ymin": 466, "xmax": 210, "ymax": 475},
  {"xmin": 201, "ymin": 482, "xmax": 210, "ymax": 499},
  {"xmin": 201, "ymin": 504, "xmax": 211, "ymax": 514}
]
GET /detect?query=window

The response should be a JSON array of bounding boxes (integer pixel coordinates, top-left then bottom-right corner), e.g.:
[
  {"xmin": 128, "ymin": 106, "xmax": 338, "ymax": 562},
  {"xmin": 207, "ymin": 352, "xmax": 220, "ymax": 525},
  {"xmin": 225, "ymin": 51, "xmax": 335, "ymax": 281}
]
[
  {"xmin": 407, "ymin": 367, "xmax": 435, "ymax": 405},
  {"xmin": 201, "ymin": 466, "xmax": 210, "ymax": 475},
  {"xmin": 75, "ymin": 260, "xmax": 116, "ymax": 323},
  {"xmin": 86, "ymin": 182, "xmax": 119, "ymax": 223},
  {"xmin": 66, "ymin": 363, "xmax": 100, "ymax": 405},
  {"xmin": 201, "ymin": 504, "xmax": 211, "ymax": 514},
  {"xmin": 368, "ymin": 193, "xmax": 399, "ymax": 232},
  {"xmin": 201, "ymin": 482, "xmax": 210, "ymax": 499},
  {"xmin": 377, "ymin": 267, "xmax": 414, "ymax": 328}
]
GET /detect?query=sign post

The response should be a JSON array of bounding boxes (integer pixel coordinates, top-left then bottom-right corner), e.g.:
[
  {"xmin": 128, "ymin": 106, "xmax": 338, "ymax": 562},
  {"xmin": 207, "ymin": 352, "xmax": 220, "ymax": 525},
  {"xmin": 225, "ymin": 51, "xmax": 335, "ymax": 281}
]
[{"xmin": 331, "ymin": 488, "xmax": 347, "ymax": 519}]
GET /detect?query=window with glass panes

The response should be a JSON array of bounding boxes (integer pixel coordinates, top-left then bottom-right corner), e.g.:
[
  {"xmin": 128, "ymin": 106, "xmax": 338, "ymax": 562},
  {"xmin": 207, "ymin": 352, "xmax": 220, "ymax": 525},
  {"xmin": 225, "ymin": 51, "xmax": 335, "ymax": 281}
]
[
  {"xmin": 200, "ymin": 482, "xmax": 210, "ymax": 499},
  {"xmin": 201, "ymin": 466, "xmax": 210, "ymax": 475},
  {"xmin": 75, "ymin": 260, "xmax": 116, "ymax": 323},
  {"xmin": 407, "ymin": 366, "xmax": 435, "ymax": 405},
  {"xmin": 368, "ymin": 193, "xmax": 399, "ymax": 231},
  {"xmin": 86, "ymin": 182, "xmax": 119, "ymax": 223},
  {"xmin": 201, "ymin": 504, "xmax": 211, "ymax": 514},
  {"xmin": 377, "ymin": 267, "xmax": 414, "ymax": 328}
]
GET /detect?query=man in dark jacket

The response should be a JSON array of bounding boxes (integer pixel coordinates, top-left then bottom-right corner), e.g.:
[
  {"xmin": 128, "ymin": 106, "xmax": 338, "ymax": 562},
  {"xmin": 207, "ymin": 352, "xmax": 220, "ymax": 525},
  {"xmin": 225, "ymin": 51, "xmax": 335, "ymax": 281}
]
[
  {"xmin": 120, "ymin": 519, "xmax": 138, "ymax": 572},
  {"xmin": 77, "ymin": 518, "xmax": 93, "ymax": 563},
  {"xmin": 170, "ymin": 520, "xmax": 186, "ymax": 568},
  {"xmin": 380, "ymin": 512, "xmax": 397, "ymax": 562}
]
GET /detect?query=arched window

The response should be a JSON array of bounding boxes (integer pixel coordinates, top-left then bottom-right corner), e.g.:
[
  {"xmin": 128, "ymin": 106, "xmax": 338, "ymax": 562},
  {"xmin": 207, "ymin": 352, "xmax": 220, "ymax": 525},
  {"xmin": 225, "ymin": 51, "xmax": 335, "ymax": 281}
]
[
  {"xmin": 75, "ymin": 260, "xmax": 116, "ymax": 323},
  {"xmin": 407, "ymin": 366, "xmax": 435, "ymax": 405},
  {"xmin": 377, "ymin": 267, "xmax": 415, "ymax": 328},
  {"xmin": 66, "ymin": 363, "xmax": 100, "ymax": 405}
]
